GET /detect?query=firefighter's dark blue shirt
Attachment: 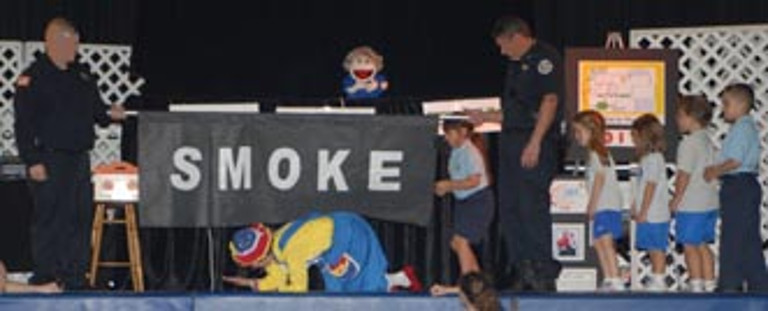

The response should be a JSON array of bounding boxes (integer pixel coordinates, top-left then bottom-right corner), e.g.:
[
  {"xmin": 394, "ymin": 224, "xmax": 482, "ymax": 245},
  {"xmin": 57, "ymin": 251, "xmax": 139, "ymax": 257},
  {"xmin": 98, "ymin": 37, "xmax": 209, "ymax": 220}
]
[
  {"xmin": 501, "ymin": 41, "xmax": 563, "ymax": 135},
  {"xmin": 13, "ymin": 53, "xmax": 111, "ymax": 165}
]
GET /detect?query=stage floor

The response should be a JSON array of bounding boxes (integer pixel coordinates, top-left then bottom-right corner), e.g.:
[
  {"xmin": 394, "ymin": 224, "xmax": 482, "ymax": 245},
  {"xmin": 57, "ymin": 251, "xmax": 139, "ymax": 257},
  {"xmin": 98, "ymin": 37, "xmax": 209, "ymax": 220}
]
[{"xmin": 1, "ymin": 292, "xmax": 768, "ymax": 311}]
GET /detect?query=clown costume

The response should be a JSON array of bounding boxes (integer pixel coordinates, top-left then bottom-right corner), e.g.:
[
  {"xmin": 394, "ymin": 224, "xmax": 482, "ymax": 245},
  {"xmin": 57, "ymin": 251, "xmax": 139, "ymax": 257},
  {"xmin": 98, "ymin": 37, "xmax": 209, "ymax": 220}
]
[{"xmin": 228, "ymin": 211, "xmax": 421, "ymax": 293}]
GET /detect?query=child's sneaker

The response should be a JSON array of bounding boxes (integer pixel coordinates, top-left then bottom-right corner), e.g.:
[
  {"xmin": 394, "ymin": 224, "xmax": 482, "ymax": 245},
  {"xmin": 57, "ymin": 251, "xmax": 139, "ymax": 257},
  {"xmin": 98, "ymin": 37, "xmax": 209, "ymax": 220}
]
[
  {"xmin": 610, "ymin": 278, "xmax": 626, "ymax": 292},
  {"xmin": 598, "ymin": 278, "xmax": 625, "ymax": 292},
  {"xmin": 689, "ymin": 279, "xmax": 704, "ymax": 293},
  {"xmin": 704, "ymin": 280, "xmax": 717, "ymax": 292},
  {"xmin": 647, "ymin": 274, "xmax": 666, "ymax": 292},
  {"xmin": 598, "ymin": 279, "xmax": 614, "ymax": 292}
]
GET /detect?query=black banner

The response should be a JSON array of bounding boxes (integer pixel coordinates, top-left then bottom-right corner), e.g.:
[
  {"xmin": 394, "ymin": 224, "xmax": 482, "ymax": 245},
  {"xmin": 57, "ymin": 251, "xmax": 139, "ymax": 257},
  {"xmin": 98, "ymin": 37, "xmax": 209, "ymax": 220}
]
[{"xmin": 138, "ymin": 112, "xmax": 437, "ymax": 227}]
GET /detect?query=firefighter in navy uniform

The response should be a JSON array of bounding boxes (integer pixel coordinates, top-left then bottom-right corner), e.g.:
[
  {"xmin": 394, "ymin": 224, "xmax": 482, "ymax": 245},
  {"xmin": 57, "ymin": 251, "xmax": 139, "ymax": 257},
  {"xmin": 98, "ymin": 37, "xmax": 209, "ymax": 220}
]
[
  {"xmin": 13, "ymin": 18, "xmax": 125, "ymax": 289},
  {"xmin": 468, "ymin": 16, "xmax": 563, "ymax": 291}
]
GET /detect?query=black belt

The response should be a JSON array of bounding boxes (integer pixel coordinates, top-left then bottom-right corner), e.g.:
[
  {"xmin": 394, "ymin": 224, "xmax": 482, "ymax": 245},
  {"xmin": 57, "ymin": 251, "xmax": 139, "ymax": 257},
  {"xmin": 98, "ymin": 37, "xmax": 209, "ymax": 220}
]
[
  {"xmin": 720, "ymin": 172, "xmax": 758, "ymax": 180},
  {"xmin": 40, "ymin": 147, "xmax": 88, "ymax": 155},
  {"xmin": 502, "ymin": 127, "xmax": 534, "ymax": 134}
]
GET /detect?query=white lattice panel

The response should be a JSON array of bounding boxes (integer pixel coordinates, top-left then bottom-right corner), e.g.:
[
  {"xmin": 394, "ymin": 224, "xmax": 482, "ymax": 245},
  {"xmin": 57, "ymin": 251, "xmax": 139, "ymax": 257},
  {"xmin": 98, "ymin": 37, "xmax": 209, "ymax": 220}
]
[
  {"xmin": 630, "ymin": 24, "xmax": 768, "ymax": 291},
  {"xmin": 0, "ymin": 41, "xmax": 23, "ymax": 157},
  {"xmin": 21, "ymin": 42, "xmax": 143, "ymax": 167}
]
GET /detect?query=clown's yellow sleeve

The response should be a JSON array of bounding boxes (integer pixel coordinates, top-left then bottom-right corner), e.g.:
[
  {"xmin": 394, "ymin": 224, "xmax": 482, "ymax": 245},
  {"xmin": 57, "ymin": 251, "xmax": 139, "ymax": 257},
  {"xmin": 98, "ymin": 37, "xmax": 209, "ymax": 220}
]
[
  {"xmin": 281, "ymin": 258, "xmax": 310, "ymax": 292},
  {"xmin": 267, "ymin": 216, "xmax": 334, "ymax": 292},
  {"xmin": 255, "ymin": 263, "xmax": 287, "ymax": 292}
]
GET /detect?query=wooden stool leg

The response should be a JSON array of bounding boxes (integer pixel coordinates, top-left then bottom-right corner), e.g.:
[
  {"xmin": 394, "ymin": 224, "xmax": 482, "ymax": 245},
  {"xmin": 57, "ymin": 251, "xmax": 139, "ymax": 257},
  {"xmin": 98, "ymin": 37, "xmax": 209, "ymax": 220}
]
[
  {"xmin": 125, "ymin": 205, "xmax": 144, "ymax": 292},
  {"xmin": 125, "ymin": 204, "xmax": 137, "ymax": 291},
  {"xmin": 89, "ymin": 204, "xmax": 106, "ymax": 287},
  {"xmin": 133, "ymin": 213, "xmax": 145, "ymax": 292},
  {"xmin": 131, "ymin": 205, "xmax": 145, "ymax": 292}
]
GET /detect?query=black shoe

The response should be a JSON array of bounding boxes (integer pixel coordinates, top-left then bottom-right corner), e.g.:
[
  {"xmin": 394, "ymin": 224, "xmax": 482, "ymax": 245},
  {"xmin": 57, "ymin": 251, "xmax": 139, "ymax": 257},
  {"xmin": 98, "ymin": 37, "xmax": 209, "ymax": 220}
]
[
  {"xmin": 28, "ymin": 274, "xmax": 56, "ymax": 285},
  {"xmin": 503, "ymin": 265, "xmax": 524, "ymax": 291},
  {"xmin": 62, "ymin": 276, "xmax": 94, "ymax": 291},
  {"xmin": 65, "ymin": 282, "xmax": 99, "ymax": 292},
  {"xmin": 517, "ymin": 260, "xmax": 537, "ymax": 292},
  {"xmin": 530, "ymin": 260, "xmax": 561, "ymax": 292},
  {"xmin": 530, "ymin": 278, "xmax": 557, "ymax": 292},
  {"xmin": 715, "ymin": 286, "xmax": 744, "ymax": 293}
]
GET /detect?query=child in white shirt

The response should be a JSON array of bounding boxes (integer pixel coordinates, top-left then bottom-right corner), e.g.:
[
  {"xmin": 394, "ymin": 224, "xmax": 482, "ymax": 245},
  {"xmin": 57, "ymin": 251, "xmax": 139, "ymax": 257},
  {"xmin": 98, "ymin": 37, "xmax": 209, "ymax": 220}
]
[{"xmin": 631, "ymin": 114, "xmax": 670, "ymax": 292}]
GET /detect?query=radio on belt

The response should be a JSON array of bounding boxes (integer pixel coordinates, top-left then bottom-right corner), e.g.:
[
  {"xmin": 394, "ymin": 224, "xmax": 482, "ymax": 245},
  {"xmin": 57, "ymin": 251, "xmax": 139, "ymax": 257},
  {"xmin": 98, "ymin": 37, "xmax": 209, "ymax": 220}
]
[{"xmin": 0, "ymin": 156, "xmax": 27, "ymax": 181}]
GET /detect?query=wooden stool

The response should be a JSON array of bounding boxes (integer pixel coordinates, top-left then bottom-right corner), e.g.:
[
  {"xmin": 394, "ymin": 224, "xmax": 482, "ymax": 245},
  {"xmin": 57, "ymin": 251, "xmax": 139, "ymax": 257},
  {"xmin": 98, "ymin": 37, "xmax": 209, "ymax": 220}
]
[{"xmin": 89, "ymin": 162, "xmax": 144, "ymax": 292}]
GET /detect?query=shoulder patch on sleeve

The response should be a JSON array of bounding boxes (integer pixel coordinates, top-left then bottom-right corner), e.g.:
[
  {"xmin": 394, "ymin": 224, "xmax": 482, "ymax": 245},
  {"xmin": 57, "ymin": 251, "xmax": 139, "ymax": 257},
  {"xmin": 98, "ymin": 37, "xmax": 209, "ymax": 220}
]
[
  {"xmin": 538, "ymin": 59, "xmax": 553, "ymax": 75},
  {"xmin": 16, "ymin": 75, "xmax": 31, "ymax": 87},
  {"xmin": 78, "ymin": 71, "xmax": 93, "ymax": 82}
]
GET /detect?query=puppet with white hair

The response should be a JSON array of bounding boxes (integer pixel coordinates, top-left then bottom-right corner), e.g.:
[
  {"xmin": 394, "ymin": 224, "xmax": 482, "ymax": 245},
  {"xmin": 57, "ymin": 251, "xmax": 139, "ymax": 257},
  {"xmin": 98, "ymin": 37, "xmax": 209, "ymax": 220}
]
[{"xmin": 342, "ymin": 46, "xmax": 389, "ymax": 99}]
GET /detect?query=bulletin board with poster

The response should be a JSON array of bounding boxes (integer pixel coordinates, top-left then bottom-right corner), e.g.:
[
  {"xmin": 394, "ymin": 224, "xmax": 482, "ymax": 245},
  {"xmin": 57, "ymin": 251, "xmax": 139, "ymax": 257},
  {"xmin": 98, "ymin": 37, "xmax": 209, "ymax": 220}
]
[{"xmin": 564, "ymin": 48, "xmax": 679, "ymax": 162}]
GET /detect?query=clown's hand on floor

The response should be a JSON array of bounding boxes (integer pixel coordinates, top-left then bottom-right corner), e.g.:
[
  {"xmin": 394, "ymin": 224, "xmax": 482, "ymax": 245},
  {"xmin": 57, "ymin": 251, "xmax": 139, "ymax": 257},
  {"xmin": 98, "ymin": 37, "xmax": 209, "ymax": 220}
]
[{"xmin": 223, "ymin": 275, "xmax": 257, "ymax": 290}]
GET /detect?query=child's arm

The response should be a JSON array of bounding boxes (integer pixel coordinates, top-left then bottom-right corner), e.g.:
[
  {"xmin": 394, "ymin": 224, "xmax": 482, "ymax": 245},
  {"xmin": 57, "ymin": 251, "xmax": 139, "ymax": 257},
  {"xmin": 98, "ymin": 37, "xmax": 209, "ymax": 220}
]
[
  {"xmin": 704, "ymin": 159, "xmax": 740, "ymax": 182},
  {"xmin": 670, "ymin": 171, "xmax": 690, "ymax": 212},
  {"xmin": 440, "ymin": 174, "xmax": 482, "ymax": 191},
  {"xmin": 586, "ymin": 171, "xmax": 606, "ymax": 220},
  {"xmin": 437, "ymin": 148, "xmax": 485, "ymax": 196},
  {"xmin": 672, "ymin": 140, "xmax": 692, "ymax": 212},
  {"xmin": 638, "ymin": 181, "xmax": 657, "ymax": 222},
  {"xmin": 435, "ymin": 174, "xmax": 482, "ymax": 197},
  {"xmin": 465, "ymin": 109, "xmax": 503, "ymax": 125}
]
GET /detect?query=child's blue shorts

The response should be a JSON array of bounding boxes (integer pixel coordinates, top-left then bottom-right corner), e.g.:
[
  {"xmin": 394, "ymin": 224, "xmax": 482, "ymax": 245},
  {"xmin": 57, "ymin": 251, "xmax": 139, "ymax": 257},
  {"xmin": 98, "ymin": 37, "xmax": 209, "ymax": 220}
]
[
  {"xmin": 675, "ymin": 210, "xmax": 717, "ymax": 245},
  {"xmin": 636, "ymin": 222, "xmax": 670, "ymax": 251},
  {"xmin": 593, "ymin": 210, "xmax": 623, "ymax": 240}
]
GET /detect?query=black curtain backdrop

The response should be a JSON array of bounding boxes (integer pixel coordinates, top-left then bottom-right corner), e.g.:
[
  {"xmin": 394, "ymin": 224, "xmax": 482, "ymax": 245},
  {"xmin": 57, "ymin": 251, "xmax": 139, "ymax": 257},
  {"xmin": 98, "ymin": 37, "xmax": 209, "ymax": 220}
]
[
  {"xmin": 2, "ymin": 0, "xmax": 768, "ymax": 291},
  {"xmin": 532, "ymin": 0, "xmax": 768, "ymax": 54},
  {"xmin": 3, "ymin": 0, "xmax": 768, "ymax": 103}
]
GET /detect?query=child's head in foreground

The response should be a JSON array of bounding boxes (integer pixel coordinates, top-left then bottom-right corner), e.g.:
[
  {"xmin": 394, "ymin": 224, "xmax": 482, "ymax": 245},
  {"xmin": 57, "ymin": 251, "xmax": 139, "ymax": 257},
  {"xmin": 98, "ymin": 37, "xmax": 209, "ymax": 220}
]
[
  {"xmin": 676, "ymin": 95, "xmax": 713, "ymax": 133},
  {"xmin": 719, "ymin": 83, "xmax": 754, "ymax": 123},
  {"xmin": 458, "ymin": 272, "xmax": 500, "ymax": 311},
  {"xmin": 631, "ymin": 114, "xmax": 666, "ymax": 158}
]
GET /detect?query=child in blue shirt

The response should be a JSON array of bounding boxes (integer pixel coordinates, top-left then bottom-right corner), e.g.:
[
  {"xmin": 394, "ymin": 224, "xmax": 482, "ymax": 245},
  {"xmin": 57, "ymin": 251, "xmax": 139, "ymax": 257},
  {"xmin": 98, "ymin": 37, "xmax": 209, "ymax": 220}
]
[
  {"xmin": 434, "ymin": 119, "xmax": 494, "ymax": 276},
  {"xmin": 704, "ymin": 83, "xmax": 768, "ymax": 292}
]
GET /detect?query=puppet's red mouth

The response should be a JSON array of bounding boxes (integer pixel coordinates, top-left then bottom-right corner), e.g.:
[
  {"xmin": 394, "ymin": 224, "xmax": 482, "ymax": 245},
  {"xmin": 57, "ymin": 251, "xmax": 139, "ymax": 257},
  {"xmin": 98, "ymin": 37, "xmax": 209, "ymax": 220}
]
[{"xmin": 353, "ymin": 70, "xmax": 374, "ymax": 80}]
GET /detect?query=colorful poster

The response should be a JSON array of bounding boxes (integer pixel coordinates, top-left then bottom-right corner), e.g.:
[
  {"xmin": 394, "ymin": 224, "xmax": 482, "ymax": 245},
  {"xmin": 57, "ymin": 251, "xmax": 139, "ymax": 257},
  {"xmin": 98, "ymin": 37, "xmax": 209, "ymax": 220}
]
[
  {"xmin": 578, "ymin": 60, "xmax": 666, "ymax": 126},
  {"xmin": 552, "ymin": 223, "xmax": 586, "ymax": 262},
  {"xmin": 550, "ymin": 179, "xmax": 588, "ymax": 215}
]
